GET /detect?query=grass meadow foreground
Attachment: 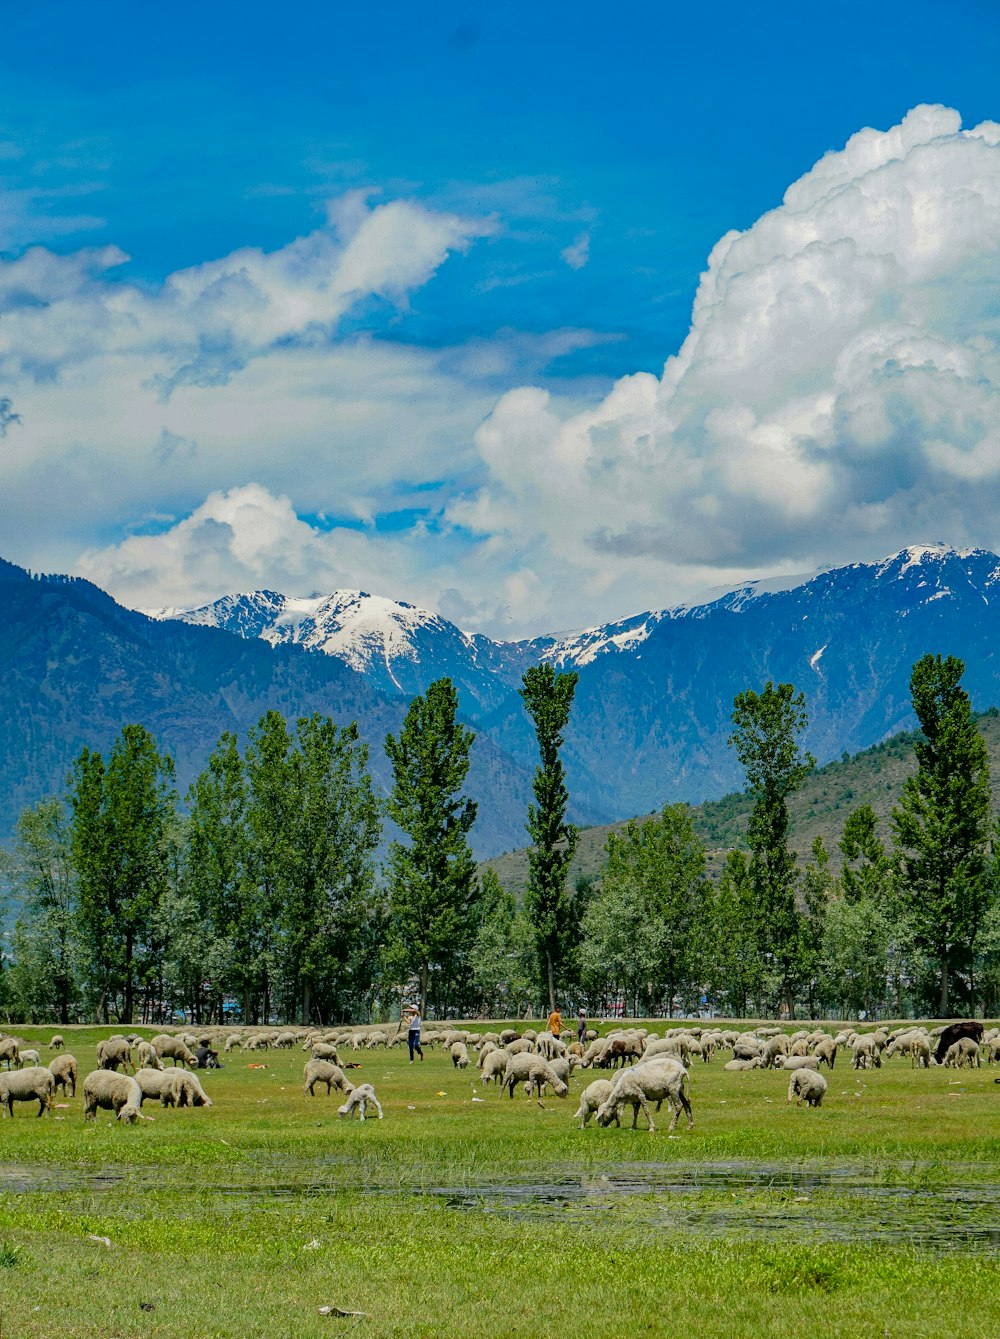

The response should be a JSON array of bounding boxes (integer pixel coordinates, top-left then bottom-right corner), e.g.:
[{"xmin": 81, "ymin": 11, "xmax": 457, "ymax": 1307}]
[{"xmin": 3, "ymin": 1024, "xmax": 1000, "ymax": 1338}]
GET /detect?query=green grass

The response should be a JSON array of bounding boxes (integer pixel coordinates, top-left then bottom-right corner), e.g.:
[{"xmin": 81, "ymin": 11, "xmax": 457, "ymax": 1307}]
[{"xmin": 3, "ymin": 1023, "xmax": 1000, "ymax": 1337}]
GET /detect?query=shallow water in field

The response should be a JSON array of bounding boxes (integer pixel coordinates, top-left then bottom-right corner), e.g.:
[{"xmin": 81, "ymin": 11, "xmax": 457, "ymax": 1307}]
[{"xmin": 5, "ymin": 1156, "xmax": 1000, "ymax": 1250}]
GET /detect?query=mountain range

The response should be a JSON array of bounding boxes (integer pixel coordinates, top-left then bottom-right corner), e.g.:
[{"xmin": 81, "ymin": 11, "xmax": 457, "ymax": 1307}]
[{"xmin": 4, "ymin": 542, "xmax": 1000, "ymax": 859}]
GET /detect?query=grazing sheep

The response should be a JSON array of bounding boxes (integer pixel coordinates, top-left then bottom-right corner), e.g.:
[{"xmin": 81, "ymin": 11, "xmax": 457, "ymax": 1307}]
[
  {"xmin": 723, "ymin": 1058, "xmax": 762, "ymax": 1071},
  {"xmin": 787, "ymin": 1069, "xmax": 828, "ymax": 1108},
  {"xmin": 273, "ymin": 1032, "xmax": 296, "ymax": 1050},
  {"xmin": 498, "ymin": 1029, "xmax": 520, "ymax": 1045},
  {"xmin": 18, "ymin": 1048, "xmax": 41, "ymax": 1068},
  {"xmin": 733, "ymin": 1037, "xmax": 763, "ymax": 1062},
  {"xmin": 134, "ymin": 1068, "xmax": 173, "ymax": 1102},
  {"xmin": 852, "ymin": 1037, "xmax": 881, "ymax": 1070},
  {"xmin": 574, "ymin": 1079, "xmax": 617, "ymax": 1129},
  {"xmin": 49, "ymin": 1053, "xmax": 78, "ymax": 1098},
  {"xmin": 813, "ymin": 1038, "xmax": 838, "ymax": 1069},
  {"xmin": 82, "ymin": 1070, "xmax": 146, "ymax": 1123},
  {"xmin": 477, "ymin": 1042, "xmax": 500, "ymax": 1068},
  {"xmin": 761, "ymin": 1036, "xmax": 790, "ymax": 1068},
  {"xmin": 96, "ymin": 1037, "xmax": 134, "ymax": 1073},
  {"xmin": 450, "ymin": 1042, "xmax": 469, "ymax": 1069},
  {"xmin": 506, "ymin": 1038, "xmax": 535, "ymax": 1057},
  {"xmin": 944, "ymin": 1037, "xmax": 981, "ymax": 1069},
  {"xmin": 303, "ymin": 1060, "xmax": 353, "ymax": 1098},
  {"xmin": 48, "ymin": 1034, "xmax": 65, "ymax": 1051},
  {"xmin": 310, "ymin": 1043, "xmax": 342, "ymax": 1064},
  {"xmin": 789, "ymin": 1038, "xmax": 811, "ymax": 1057},
  {"xmin": 502, "ymin": 1053, "xmax": 569, "ymax": 1101},
  {"xmin": 0, "ymin": 1066, "xmax": 55, "ymax": 1117},
  {"xmin": 150, "ymin": 1035, "xmax": 197, "ymax": 1068},
  {"xmin": 908, "ymin": 1035, "xmax": 932, "ymax": 1069},
  {"xmin": 136, "ymin": 1041, "xmax": 162, "ymax": 1071},
  {"xmin": 365, "ymin": 1031, "xmax": 389, "ymax": 1050},
  {"xmin": 596, "ymin": 1059, "xmax": 693, "ymax": 1133},
  {"xmin": 244, "ymin": 1035, "xmax": 269, "ymax": 1052},
  {"xmin": 481, "ymin": 1050, "xmax": 510, "ymax": 1086},
  {"xmin": 0, "ymin": 1039, "xmax": 20, "ymax": 1070},
  {"xmin": 224, "ymin": 1034, "xmax": 243, "ymax": 1053},
  {"xmin": 162, "ymin": 1070, "xmax": 213, "ymax": 1108},
  {"xmin": 337, "ymin": 1083, "xmax": 383, "ymax": 1121}
]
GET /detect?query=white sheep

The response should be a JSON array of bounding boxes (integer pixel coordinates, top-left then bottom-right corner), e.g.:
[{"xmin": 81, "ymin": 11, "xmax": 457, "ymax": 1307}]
[
  {"xmin": 50, "ymin": 1053, "xmax": 78, "ymax": 1097},
  {"xmin": 0, "ymin": 1066, "xmax": 55, "ymax": 1116},
  {"xmin": 595, "ymin": 1058, "xmax": 693, "ymax": 1133},
  {"xmin": 82, "ymin": 1070, "xmax": 146, "ymax": 1123},
  {"xmin": 573, "ymin": 1079, "xmax": 617, "ymax": 1129},
  {"xmin": 450, "ymin": 1042, "xmax": 469, "ymax": 1069},
  {"xmin": 787, "ymin": 1069, "xmax": 828, "ymax": 1107},
  {"xmin": 338, "ymin": 1083, "xmax": 383, "ymax": 1121}
]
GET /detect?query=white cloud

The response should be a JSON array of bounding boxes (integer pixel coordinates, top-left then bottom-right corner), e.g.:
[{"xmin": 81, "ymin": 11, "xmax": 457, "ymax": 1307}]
[
  {"xmin": 448, "ymin": 105, "xmax": 1000, "ymax": 629},
  {"xmin": 561, "ymin": 232, "xmax": 590, "ymax": 270}
]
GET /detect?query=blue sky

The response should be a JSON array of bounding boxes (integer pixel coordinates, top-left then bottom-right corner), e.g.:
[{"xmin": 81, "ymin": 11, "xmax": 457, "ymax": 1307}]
[{"xmin": 3, "ymin": 2, "xmax": 1000, "ymax": 633}]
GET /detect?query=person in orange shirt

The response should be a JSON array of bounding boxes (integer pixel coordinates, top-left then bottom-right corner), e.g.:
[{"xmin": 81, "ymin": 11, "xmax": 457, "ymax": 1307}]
[{"xmin": 547, "ymin": 1006, "xmax": 562, "ymax": 1037}]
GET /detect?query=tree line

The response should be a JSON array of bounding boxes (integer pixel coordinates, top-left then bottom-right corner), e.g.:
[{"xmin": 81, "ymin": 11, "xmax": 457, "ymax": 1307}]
[{"xmin": 2, "ymin": 651, "xmax": 998, "ymax": 1023}]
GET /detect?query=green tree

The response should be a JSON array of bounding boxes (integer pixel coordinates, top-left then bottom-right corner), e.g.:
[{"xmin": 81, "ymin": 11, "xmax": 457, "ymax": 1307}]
[
  {"xmin": 840, "ymin": 804, "xmax": 893, "ymax": 906},
  {"xmin": 729, "ymin": 681, "xmax": 814, "ymax": 1015},
  {"xmin": 242, "ymin": 710, "xmax": 297, "ymax": 1023},
  {"xmin": 279, "ymin": 715, "xmax": 382, "ymax": 1025},
  {"xmin": 385, "ymin": 678, "xmax": 478, "ymax": 1016},
  {"xmin": 585, "ymin": 804, "xmax": 709, "ymax": 1015},
  {"xmin": 521, "ymin": 662, "xmax": 578, "ymax": 1011},
  {"xmin": 800, "ymin": 836, "xmax": 834, "ymax": 1017},
  {"xmin": 69, "ymin": 726, "xmax": 177, "ymax": 1023},
  {"xmin": 705, "ymin": 850, "xmax": 766, "ymax": 1016},
  {"xmin": 470, "ymin": 868, "xmax": 535, "ymax": 1017},
  {"xmin": 184, "ymin": 731, "xmax": 249, "ymax": 1021},
  {"xmin": 892, "ymin": 653, "xmax": 992, "ymax": 1014},
  {"xmin": 1, "ymin": 798, "xmax": 78, "ymax": 1023},
  {"xmin": 820, "ymin": 895, "xmax": 892, "ymax": 1018}
]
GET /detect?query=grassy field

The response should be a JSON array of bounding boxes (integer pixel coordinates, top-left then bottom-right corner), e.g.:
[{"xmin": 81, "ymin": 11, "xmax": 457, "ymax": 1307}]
[{"xmin": 3, "ymin": 1022, "xmax": 1000, "ymax": 1338}]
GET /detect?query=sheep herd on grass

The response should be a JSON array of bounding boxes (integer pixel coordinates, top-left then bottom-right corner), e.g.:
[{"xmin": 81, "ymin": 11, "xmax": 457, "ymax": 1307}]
[{"xmin": 0, "ymin": 1015, "xmax": 994, "ymax": 1130}]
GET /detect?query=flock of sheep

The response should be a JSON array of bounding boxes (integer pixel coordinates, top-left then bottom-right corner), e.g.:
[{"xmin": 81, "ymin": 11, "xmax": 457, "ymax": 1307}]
[{"xmin": 0, "ymin": 1016, "xmax": 992, "ymax": 1130}]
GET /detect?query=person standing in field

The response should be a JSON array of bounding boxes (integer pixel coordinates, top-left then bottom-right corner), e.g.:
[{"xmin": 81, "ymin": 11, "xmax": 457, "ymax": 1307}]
[
  {"xmin": 576, "ymin": 1008, "xmax": 587, "ymax": 1045},
  {"xmin": 548, "ymin": 1005, "xmax": 562, "ymax": 1037},
  {"xmin": 407, "ymin": 1005, "xmax": 424, "ymax": 1063}
]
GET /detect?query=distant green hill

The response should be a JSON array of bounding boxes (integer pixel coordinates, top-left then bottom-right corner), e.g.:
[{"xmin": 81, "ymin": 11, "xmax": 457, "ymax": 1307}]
[{"xmin": 484, "ymin": 709, "xmax": 1000, "ymax": 895}]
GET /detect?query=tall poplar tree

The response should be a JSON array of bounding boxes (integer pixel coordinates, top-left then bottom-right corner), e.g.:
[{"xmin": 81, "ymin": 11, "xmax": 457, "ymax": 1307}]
[
  {"xmin": 729, "ymin": 681, "xmax": 814, "ymax": 1014},
  {"xmin": 69, "ymin": 725, "xmax": 177, "ymax": 1023},
  {"xmin": 521, "ymin": 662, "xmax": 578, "ymax": 1012},
  {"xmin": 385, "ymin": 678, "xmax": 478, "ymax": 1015},
  {"xmin": 892, "ymin": 653, "xmax": 992, "ymax": 1014}
]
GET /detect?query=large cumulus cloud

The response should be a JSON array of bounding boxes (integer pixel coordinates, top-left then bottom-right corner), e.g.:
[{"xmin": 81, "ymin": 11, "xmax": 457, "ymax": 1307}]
[{"xmin": 449, "ymin": 105, "xmax": 1000, "ymax": 629}]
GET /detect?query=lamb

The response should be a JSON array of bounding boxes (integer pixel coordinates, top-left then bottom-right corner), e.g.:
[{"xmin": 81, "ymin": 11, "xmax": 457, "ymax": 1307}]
[
  {"xmin": 0, "ymin": 1066, "xmax": 55, "ymax": 1117},
  {"xmin": 936, "ymin": 1022, "xmax": 984, "ymax": 1066},
  {"xmin": 162, "ymin": 1070, "xmax": 213, "ymax": 1108},
  {"xmin": 502, "ymin": 1052, "xmax": 569, "ymax": 1101},
  {"xmin": 48, "ymin": 1034, "xmax": 65, "ymax": 1051},
  {"xmin": 595, "ymin": 1059, "xmax": 693, "ymax": 1133},
  {"xmin": 82, "ymin": 1070, "xmax": 146, "ymax": 1123},
  {"xmin": 303, "ymin": 1060, "xmax": 353, "ymax": 1098},
  {"xmin": 149, "ymin": 1035, "xmax": 197, "ymax": 1068},
  {"xmin": 96, "ymin": 1036, "xmax": 134, "ymax": 1073},
  {"xmin": 136, "ymin": 1041, "xmax": 162, "ymax": 1070},
  {"xmin": 450, "ymin": 1042, "xmax": 470, "ymax": 1069},
  {"xmin": 723, "ymin": 1057, "xmax": 761, "ymax": 1071},
  {"xmin": 787, "ymin": 1069, "xmax": 828, "ymax": 1108},
  {"xmin": 224, "ymin": 1034, "xmax": 243, "ymax": 1053},
  {"xmin": 337, "ymin": 1083, "xmax": 383, "ymax": 1121},
  {"xmin": 19, "ymin": 1048, "xmax": 41, "ymax": 1068},
  {"xmin": 573, "ymin": 1079, "xmax": 617, "ymax": 1129},
  {"xmin": 49, "ymin": 1053, "xmax": 78, "ymax": 1097},
  {"xmin": 0, "ymin": 1039, "xmax": 20, "ymax": 1070}
]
